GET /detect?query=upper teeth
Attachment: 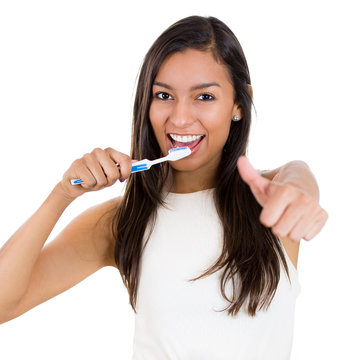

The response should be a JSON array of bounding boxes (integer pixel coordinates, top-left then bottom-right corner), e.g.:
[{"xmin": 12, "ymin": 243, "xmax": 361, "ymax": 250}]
[{"xmin": 169, "ymin": 134, "xmax": 203, "ymax": 143}]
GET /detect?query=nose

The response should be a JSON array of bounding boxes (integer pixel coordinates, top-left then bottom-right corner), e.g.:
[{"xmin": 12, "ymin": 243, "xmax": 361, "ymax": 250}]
[{"xmin": 169, "ymin": 99, "xmax": 195, "ymax": 129}]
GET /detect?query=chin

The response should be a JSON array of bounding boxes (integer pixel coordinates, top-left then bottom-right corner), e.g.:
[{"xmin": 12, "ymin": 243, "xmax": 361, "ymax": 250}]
[{"xmin": 168, "ymin": 158, "xmax": 201, "ymax": 172}]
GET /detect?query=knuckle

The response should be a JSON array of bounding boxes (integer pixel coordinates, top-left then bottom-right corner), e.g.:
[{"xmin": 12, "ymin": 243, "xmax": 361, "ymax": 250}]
[
  {"xmin": 72, "ymin": 158, "xmax": 82, "ymax": 167},
  {"xmin": 310, "ymin": 202, "xmax": 320, "ymax": 213},
  {"xmin": 259, "ymin": 211, "xmax": 269, "ymax": 226},
  {"xmin": 107, "ymin": 178, "xmax": 118, "ymax": 185},
  {"xmin": 119, "ymin": 153, "xmax": 131, "ymax": 163},
  {"xmin": 112, "ymin": 169, "xmax": 121, "ymax": 181},
  {"xmin": 280, "ymin": 184, "xmax": 294, "ymax": 198},
  {"xmin": 91, "ymin": 147, "xmax": 103, "ymax": 155},
  {"xmin": 73, "ymin": 160, "xmax": 86, "ymax": 174},
  {"xmin": 272, "ymin": 226, "xmax": 283, "ymax": 237},
  {"xmin": 106, "ymin": 170, "xmax": 118, "ymax": 182},
  {"xmin": 288, "ymin": 232, "xmax": 300, "ymax": 242},
  {"xmin": 320, "ymin": 209, "xmax": 329, "ymax": 223},
  {"xmin": 304, "ymin": 233, "xmax": 313, "ymax": 241},
  {"xmin": 99, "ymin": 179, "xmax": 108, "ymax": 187},
  {"xmin": 83, "ymin": 152, "xmax": 93, "ymax": 161},
  {"xmin": 300, "ymin": 193, "xmax": 312, "ymax": 206},
  {"xmin": 119, "ymin": 157, "xmax": 132, "ymax": 173},
  {"xmin": 82, "ymin": 179, "xmax": 97, "ymax": 188},
  {"xmin": 90, "ymin": 180, "xmax": 98, "ymax": 188}
]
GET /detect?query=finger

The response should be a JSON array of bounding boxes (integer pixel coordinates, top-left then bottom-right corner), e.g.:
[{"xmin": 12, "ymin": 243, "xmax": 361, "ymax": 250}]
[
  {"xmin": 92, "ymin": 148, "xmax": 121, "ymax": 185},
  {"xmin": 69, "ymin": 159, "xmax": 97, "ymax": 189},
  {"xmin": 271, "ymin": 201, "xmax": 307, "ymax": 239},
  {"xmin": 301, "ymin": 209, "xmax": 329, "ymax": 241},
  {"xmin": 259, "ymin": 184, "xmax": 293, "ymax": 227},
  {"xmin": 78, "ymin": 168, "xmax": 97, "ymax": 189},
  {"xmin": 105, "ymin": 147, "xmax": 132, "ymax": 181},
  {"xmin": 237, "ymin": 156, "xmax": 270, "ymax": 192},
  {"xmin": 237, "ymin": 156, "xmax": 271, "ymax": 206},
  {"xmin": 82, "ymin": 153, "xmax": 108, "ymax": 188},
  {"xmin": 303, "ymin": 221, "xmax": 324, "ymax": 241},
  {"xmin": 286, "ymin": 204, "xmax": 321, "ymax": 241}
]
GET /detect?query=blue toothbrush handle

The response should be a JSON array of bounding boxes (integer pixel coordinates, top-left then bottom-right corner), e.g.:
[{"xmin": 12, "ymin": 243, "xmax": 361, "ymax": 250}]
[
  {"xmin": 131, "ymin": 163, "xmax": 148, "ymax": 173},
  {"xmin": 70, "ymin": 178, "xmax": 85, "ymax": 185}
]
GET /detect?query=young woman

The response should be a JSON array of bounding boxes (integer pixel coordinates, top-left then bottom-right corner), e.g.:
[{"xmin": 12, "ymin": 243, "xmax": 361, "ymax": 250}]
[{"xmin": 0, "ymin": 16, "xmax": 327, "ymax": 359}]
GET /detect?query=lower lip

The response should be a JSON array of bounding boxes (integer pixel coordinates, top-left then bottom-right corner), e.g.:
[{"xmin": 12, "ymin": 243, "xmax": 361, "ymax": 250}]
[
  {"xmin": 168, "ymin": 136, "xmax": 205, "ymax": 155},
  {"xmin": 189, "ymin": 136, "xmax": 204, "ymax": 155}
]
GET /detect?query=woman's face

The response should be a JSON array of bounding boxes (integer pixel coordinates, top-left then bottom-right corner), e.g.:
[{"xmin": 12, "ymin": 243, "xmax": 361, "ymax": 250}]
[{"xmin": 149, "ymin": 48, "xmax": 241, "ymax": 177}]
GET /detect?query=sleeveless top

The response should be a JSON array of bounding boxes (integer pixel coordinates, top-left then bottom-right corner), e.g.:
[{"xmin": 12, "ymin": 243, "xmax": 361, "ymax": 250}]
[{"xmin": 132, "ymin": 189, "xmax": 301, "ymax": 360}]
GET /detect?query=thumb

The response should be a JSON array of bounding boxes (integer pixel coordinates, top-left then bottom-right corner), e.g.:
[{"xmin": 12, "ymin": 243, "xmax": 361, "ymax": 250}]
[{"xmin": 237, "ymin": 156, "xmax": 271, "ymax": 206}]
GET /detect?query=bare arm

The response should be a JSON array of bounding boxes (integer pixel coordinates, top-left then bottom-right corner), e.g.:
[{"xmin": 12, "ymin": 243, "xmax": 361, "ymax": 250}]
[
  {"xmin": 0, "ymin": 183, "xmax": 74, "ymax": 320},
  {"xmin": 0, "ymin": 147, "xmax": 131, "ymax": 324}
]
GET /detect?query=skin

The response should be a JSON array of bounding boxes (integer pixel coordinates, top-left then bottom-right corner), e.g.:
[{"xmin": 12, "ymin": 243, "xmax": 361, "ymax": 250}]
[{"xmin": 0, "ymin": 48, "xmax": 327, "ymax": 324}]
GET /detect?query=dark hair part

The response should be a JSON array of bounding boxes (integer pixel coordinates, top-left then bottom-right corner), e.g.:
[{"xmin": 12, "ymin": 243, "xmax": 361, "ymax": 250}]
[{"xmin": 112, "ymin": 15, "xmax": 290, "ymax": 317}]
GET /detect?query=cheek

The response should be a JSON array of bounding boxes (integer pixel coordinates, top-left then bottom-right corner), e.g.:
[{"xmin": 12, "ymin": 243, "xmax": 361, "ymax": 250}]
[
  {"xmin": 149, "ymin": 101, "xmax": 171, "ymax": 121},
  {"xmin": 149, "ymin": 102, "xmax": 164, "ymax": 134},
  {"xmin": 149, "ymin": 102, "xmax": 171, "ymax": 154},
  {"xmin": 205, "ymin": 108, "xmax": 232, "ymax": 137},
  {"xmin": 214, "ymin": 122, "xmax": 232, "ymax": 147}
]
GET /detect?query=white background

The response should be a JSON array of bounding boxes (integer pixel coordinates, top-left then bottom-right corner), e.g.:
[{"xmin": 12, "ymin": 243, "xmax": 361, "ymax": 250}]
[{"xmin": 0, "ymin": 0, "xmax": 362, "ymax": 359}]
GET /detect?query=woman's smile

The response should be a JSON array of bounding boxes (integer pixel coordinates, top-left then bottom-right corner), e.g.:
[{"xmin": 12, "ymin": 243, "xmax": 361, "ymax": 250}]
[{"xmin": 168, "ymin": 133, "xmax": 205, "ymax": 154}]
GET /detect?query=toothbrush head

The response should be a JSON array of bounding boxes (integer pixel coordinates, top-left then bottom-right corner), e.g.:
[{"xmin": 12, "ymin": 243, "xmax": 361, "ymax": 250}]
[{"xmin": 167, "ymin": 146, "xmax": 192, "ymax": 161}]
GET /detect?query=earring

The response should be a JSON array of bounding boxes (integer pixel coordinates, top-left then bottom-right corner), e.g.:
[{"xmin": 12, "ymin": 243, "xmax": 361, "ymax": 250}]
[{"xmin": 232, "ymin": 115, "xmax": 240, "ymax": 122}]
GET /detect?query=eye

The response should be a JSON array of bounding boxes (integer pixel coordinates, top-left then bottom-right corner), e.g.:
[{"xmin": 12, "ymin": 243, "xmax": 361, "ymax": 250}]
[
  {"xmin": 155, "ymin": 91, "xmax": 173, "ymax": 100},
  {"xmin": 197, "ymin": 93, "xmax": 215, "ymax": 101}
]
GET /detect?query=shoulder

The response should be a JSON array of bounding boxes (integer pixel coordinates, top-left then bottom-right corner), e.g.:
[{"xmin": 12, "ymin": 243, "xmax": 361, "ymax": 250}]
[{"xmin": 82, "ymin": 196, "xmax": 121, "ymax": 228}]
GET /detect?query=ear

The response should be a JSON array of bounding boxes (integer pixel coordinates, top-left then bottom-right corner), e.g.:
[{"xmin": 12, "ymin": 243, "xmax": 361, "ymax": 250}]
[
  {"xmin": 232, "ymin": 84, "xmax": 253, "ymax": 120},
  {"xmin": 248, "ymin": 84, "xmax": 253, "ymax": 98},
  {"xmin": 232, "ymin": 103, "xmax": 243, "ymax": 119}
]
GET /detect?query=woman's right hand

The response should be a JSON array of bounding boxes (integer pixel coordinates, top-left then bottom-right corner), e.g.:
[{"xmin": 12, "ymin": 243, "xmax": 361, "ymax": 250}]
[{"xmin": 59, "ymin": 147, "xmax": 132, "ymax": 200}]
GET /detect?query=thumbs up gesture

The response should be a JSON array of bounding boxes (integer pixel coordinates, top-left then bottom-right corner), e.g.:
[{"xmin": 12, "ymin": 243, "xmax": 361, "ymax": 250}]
[{"xmin": 237, "ymin": 156, "xmax": 328, "ymax": 242}]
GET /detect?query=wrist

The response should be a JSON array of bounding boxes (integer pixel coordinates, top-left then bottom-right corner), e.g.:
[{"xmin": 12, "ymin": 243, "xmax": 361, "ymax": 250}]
[{"xmin": 50, "ymin": 182, "xmax": 78, "ymax": 206}]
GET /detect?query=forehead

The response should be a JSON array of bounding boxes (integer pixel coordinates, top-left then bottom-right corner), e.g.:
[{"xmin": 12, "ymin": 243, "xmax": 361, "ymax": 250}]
[{"xmin": 155, "ymin": 48, "xmax": 233, "ymax": 89}]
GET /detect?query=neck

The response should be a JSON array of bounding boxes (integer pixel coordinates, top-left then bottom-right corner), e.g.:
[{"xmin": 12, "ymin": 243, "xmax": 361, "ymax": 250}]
[{"xmin": 170, "ymin": 167, "xmax": 217, "ymax": 193}]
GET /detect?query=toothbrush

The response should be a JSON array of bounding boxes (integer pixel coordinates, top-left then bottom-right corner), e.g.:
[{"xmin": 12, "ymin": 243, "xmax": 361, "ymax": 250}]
[
  {"xmin": 70, "ymin": 146, "xmax": 192, "ymax": 185},
  {"xmin": 130, "ymin": 146, "xmax": 191, "ymax": 173}
]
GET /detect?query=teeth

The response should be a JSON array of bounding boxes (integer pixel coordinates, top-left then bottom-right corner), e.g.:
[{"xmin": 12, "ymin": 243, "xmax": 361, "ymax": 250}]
[{"xmin": 169, "ymin": 134, "xmax": 203, "ymax": 143}]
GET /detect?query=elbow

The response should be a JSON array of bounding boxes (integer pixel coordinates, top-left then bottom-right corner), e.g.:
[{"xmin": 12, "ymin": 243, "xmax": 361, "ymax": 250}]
[
  {"xmin": 0, "ymin": 312, "xmax": 13, "ymax": 325},
  {"xmin": 0, "ymin": 301, "xmax": 18, "ymax": 325}
]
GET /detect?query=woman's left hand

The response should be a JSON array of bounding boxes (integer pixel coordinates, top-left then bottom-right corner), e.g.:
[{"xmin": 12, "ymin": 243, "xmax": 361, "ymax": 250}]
[{"xmin": 237, "ymin": 156, "xmax": 328, "ymax": 242}]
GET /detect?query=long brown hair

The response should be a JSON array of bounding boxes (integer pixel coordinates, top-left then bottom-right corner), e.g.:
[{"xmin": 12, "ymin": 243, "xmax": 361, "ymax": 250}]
[{"xmin": 112, "ymin": 15, "xmax": 290, "ymax": 317}]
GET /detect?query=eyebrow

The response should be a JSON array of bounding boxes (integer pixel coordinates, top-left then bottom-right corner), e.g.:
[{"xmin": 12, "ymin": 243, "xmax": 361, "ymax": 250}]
[{"xmin": 153, "ymin": 81, "xmax": 221, "ymax": 91}]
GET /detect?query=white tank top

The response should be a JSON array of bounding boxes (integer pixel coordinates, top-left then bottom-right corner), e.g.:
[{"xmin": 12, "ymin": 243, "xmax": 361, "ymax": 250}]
[{"xmin": 132, "ymin": 189, "xmax": 301, "ymax": 360}]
